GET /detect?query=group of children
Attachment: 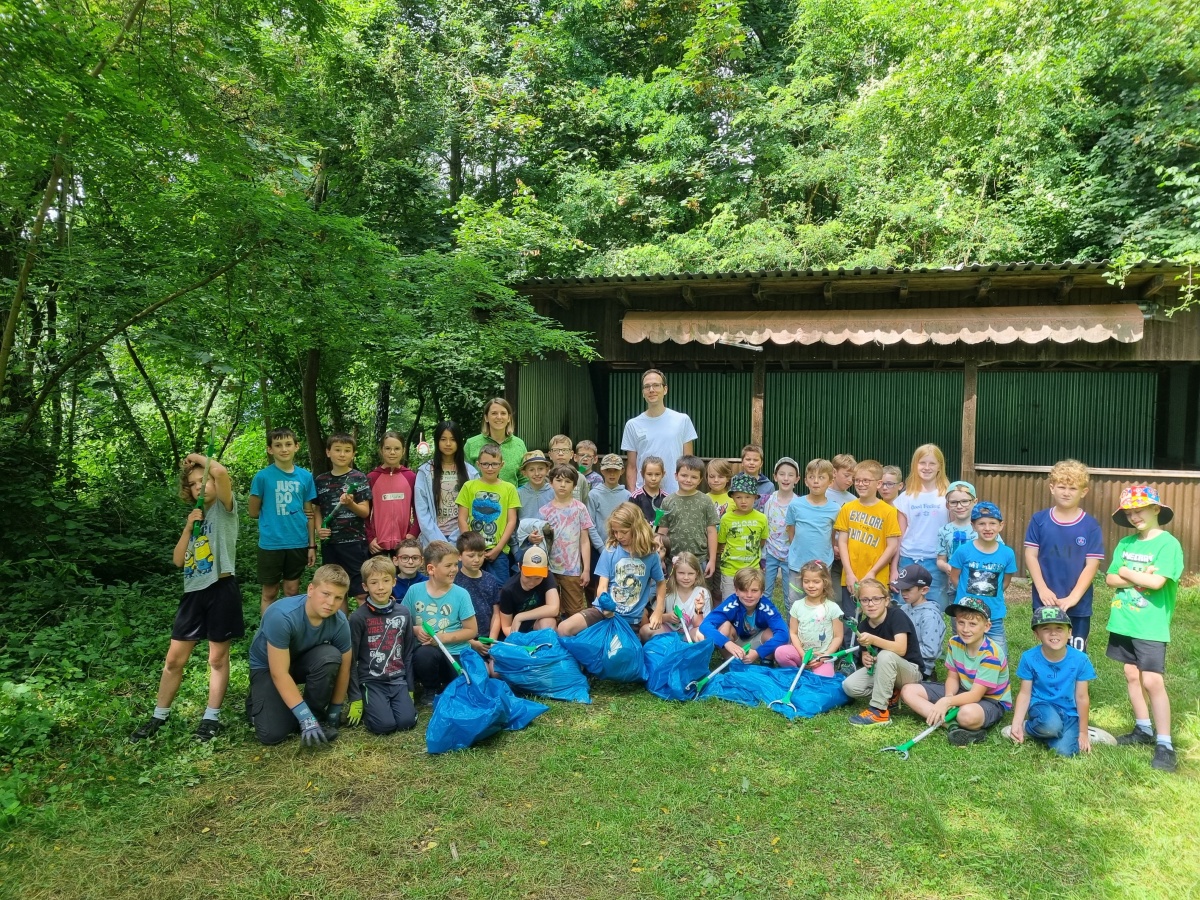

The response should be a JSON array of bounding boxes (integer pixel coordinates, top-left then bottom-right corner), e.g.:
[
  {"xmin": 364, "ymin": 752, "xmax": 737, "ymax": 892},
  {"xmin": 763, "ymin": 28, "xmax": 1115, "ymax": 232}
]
[{"xmin": 131, "ymin": 425, "xmax": 1185, "ymax": 774}]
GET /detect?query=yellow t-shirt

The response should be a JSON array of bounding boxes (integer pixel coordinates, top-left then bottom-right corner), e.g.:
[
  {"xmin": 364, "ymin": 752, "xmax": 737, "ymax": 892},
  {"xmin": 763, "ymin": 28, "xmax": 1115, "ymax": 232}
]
[
  {"xmin": 708, "ymin": 491, "xmax": 732, "ymax": 520},
  {"xmin": 455, "ymin": 479, "xmax": 520, "ymax": 550},
  {"xmin": 833, "ymin": 499, "xmax": 901, "ymax": 586}
]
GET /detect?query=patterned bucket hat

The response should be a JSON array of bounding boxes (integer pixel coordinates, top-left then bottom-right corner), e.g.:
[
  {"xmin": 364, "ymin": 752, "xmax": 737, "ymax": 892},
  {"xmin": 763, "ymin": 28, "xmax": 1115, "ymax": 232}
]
[
  {"xmin": 1112, "ymin": 484, "xmax": 1173, "ymax": 527},
  {"xmin": 730, "ymin": 472, "xmax": 758, "ymax": 495}
]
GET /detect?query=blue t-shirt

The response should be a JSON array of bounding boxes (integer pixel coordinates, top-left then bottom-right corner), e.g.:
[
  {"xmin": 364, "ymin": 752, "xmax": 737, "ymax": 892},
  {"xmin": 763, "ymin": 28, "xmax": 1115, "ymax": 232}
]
[
  {"xmin": 248, "ymin": 594, "xmax": 351, "ymax": 671},
  {"xmin": 950, "ymin": 540, "xmax": 1018, "ymax": 620},
  {"xmin": 455, "ymin": 569, "xmax": 500, "ymax": 639},
  {"xmin": 785, "ymin": 495, "xmax": 840, "ymax": 570},
  {"xmin": 1023, "ymin": 508, "xmax": 1105, "ymax": 617},
  {"xmin": 250, "ymin": 464, "xmax": 317, "ymax": 550},
  {"xmin": 404, "ymin": 582, "xmax": 477, "ymax": 655},
  {"xmin": 1017, "ymin": 645, "xmax": 1096, "ymax": 718},
  {"xmin": 392, "ymin": 572, "xmax": 429, "ymax": 601},
  {"xmin": 594, "ymin": 545, "xmax": 664, "ymax": 625}
]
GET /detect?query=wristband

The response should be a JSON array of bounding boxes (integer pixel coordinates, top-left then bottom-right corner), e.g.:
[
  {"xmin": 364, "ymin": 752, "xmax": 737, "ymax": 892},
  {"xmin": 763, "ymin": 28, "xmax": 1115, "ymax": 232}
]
[
  {"xmin": 308, "ymin": 545, "xmax": 316, "ymax": 549},
  {"xmin": 290, "ymin": 700, "xmax": 315, "ymax": 726}
]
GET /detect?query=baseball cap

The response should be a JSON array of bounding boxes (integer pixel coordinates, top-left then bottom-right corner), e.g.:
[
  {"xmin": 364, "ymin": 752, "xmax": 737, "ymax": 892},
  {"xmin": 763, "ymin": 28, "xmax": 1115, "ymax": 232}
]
[
  {"xmin": 730, "ymin": 472, "xmax": 758, "ymax": 495},
  {"xmin": 600, "ymin": 453, "xmax": 624, "ymax": 471},
  {"xmin": 891, "ymin": 564, "xmax": 932, "ymax": 591},
  {"xmin": 946, "ymin": 480, "xmax": 976, "ymax": 499},
  {"xmin": 1112, "ymin": 484, "xmax": 1174, "ymax": 527},
  {"xmin": 520, "ymin": 545, "xmax": 549, "ymax": 577},
  {"xmin": 946, "ymin": 596, "xmax": 992, "ymax": 620},
  {"xmin": 774, "ymin": 456, "xmax": 800, "ymax": 476},
  {"xmin": 970, "ymin": 500, "xmax": 1003, "ymax": 522},
  {"xmin": 1031, "ymin": 606, "xmax": 1072, "ymax": 630},
  {"xmin": 520, "ymin": 450, "xmax": 550, "ymax": 470}
]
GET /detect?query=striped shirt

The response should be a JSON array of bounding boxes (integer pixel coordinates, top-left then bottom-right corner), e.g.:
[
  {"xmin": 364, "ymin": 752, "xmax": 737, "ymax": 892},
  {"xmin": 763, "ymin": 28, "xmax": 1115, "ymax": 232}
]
[{"xmin": 944, "ymin": 635, "xmax": 1011, "ymax": 709}]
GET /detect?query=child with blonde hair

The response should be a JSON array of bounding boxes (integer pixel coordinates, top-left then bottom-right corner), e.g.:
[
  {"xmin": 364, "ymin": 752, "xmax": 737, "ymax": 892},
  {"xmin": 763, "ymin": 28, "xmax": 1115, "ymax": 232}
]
[
  {"xmin": 775, "ymin": 560, "xmax": 843, "ymax": 676},
  {"xmin": 646, "ymin": 551, "xmax": 711, "ymax": 640},
  {"xmin": 894, "ymin": 443, "xmax": 950, "ymax": 605},
  {"xmin": 558, "ymin": 502, "xmax": 665, "ymax": 638}
]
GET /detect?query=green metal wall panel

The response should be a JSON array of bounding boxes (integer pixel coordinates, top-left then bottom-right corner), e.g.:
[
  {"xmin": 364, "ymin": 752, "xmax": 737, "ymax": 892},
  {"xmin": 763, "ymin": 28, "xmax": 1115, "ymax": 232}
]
[
  {"xmin": 976, "ymin": 370, "xmax": 1155, "ymax": 468},
  {"xmin": 764, "ymin": 371, "xmax": 965, "ymax": 475},
  {"xmin": 608, "ymin": 371, "xmax": 752, "ymax": 460},
  {"xmin": 517, "ymin": 359, "xmax": 598, "ymax": 452}
]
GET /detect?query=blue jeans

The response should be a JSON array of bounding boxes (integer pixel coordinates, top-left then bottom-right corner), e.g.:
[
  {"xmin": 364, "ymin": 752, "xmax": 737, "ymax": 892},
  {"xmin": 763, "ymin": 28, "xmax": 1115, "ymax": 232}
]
[
  {"xmin": 764, "ymin": 555, "xmax": 789, "ymax": 606},
  {"xmin": 484, "ymin": 550, "xmax": 511, "ymax": 583},
  {"xmin": 1026, "ymin": 702, "xmax": 1081, "ymax": 757},
  {"xmin": 900, "ymin": 555, "xmax": 947, "ymax": 613},
  {"xmin": 985, "ymin": 620, "xmax": 1008, "ymax": 661}
]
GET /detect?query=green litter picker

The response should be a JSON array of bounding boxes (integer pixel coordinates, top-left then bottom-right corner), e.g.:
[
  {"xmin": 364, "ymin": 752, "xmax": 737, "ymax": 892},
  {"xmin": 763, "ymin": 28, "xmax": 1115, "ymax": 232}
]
[{"xmin": 880, "ymin": 707, "xmax": 959, "ymax": 760}]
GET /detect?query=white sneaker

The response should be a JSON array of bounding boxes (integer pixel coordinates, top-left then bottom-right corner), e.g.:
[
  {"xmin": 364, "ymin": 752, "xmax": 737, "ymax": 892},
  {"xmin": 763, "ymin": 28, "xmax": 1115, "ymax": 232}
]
[
  {"xmin": 1001, "ymin": 725, "xmax": 1013, "ymax": 740},
  {"xmin": 1088, "ymin": 726, "xmax": 1118, "ymax": 746}
]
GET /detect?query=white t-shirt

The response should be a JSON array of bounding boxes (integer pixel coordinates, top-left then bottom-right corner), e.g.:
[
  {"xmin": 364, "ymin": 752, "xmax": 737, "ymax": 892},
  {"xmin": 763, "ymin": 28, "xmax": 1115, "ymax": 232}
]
[
  {"xmin": 620, "ymin": 407, "xmax": 698, "ymax": 494},
  {"xmin": 894, "ymin": 489, "xmax": 949, "ymax": 558}
]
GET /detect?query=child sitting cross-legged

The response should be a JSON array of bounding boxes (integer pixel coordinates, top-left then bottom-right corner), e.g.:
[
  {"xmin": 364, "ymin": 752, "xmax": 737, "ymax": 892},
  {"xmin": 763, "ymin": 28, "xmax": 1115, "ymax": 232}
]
[
  {"xmin": 346, "ymin": 556, "xmax": 417, "ymax": 735},
  {"xmin": 644, "ymin": 550, "xmax": 711, "ymax": 641},
  {"xmin": 1004, "ymin": 607, "xmax": 1113, "ymax": 756},
  {"xmin": 699, "ymin": 566, "xmax": 788, "ymax": 665},
  {"xmin": 900, "ymin": 596, "xmax": 1011, "ymax": 746},
  {"xmin": 844, "ymin": 578, "xmax": 926, "ymax": 726},
  {"xmin": 775, "ymin": 560, "xmax": 843, "ymax": 676}
]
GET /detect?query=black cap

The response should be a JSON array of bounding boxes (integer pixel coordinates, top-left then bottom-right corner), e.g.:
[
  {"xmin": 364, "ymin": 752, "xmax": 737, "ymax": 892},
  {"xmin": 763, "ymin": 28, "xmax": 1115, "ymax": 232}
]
[{"xmin": 891, "ymin": 564, "xmax": 932, "ymax": 591}]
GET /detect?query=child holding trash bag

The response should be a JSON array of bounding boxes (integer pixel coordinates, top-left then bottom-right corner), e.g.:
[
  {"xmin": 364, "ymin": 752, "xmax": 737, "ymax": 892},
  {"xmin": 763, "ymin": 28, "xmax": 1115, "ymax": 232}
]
[
  {"xmin": 775, "ymin": 560, "xmax": 843, "ymax": 676},
  {"xmin": 699, "ymin": 566, "xmax": 788, "ymax": 664},
  {"xmin": 645, "ymin": 550, "xmax": 711, "ymax": 640},
  {"xmin": 559, "ymin": 502, "xmax": 665, "ymax": 638},
  {"xmin": 404, "ymin": 541, "xmax": 478, "ymax": 703}
]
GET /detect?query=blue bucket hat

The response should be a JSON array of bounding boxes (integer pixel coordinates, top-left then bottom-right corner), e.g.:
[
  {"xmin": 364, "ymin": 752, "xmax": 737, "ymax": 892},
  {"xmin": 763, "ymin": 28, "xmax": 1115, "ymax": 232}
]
[{"xmin": 971, "ymin": 500, "xmax": 1003, "ymax": 522}]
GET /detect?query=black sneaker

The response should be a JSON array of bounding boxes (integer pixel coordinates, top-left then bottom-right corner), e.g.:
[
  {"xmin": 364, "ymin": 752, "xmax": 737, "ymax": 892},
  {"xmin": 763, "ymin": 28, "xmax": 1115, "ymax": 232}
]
[
  {"xmin": 947, "ymin": 727, "xmax": 989, "ymax": 746},
  {"xmin": 1116, "ymin": 727, "xmax": 1155, "ymax": 747},
  {"xmin": 322, "ymin": 724, "xmax": 340, "ymax": 743},
  {"xmin": 193, "ymin": 719, "xmax": 222, "ymax": 743},
  {"xmin": 130, "ymin": 716, "xmax": 167, "ymax": 742},
  {"xmin": 1151, "ymin": 744, "xmax": 1178, "ymax": 772}
]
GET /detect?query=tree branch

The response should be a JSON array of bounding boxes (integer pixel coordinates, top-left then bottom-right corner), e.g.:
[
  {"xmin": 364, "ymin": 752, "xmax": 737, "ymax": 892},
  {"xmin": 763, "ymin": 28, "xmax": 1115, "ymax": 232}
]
[
  {"xmin": 19, "ymin": 247, "xmax": 258, "ymax": 434},
  {"xmin": 124, "ymin": 331, "xmax": 180, "ymax": 469}
]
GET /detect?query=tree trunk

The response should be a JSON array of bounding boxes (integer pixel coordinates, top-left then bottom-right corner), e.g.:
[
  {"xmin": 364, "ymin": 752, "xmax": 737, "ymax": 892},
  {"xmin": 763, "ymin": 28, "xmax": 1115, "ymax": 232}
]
[
  {"xmin": 220, "ymin": 380, "xmax": 246, "ymax": 457},
  {"xmin": 124, "ymin": 332, "xmax": 180, "ymax": 469},
  {"xmin": 63, "ymin": 374, "xmax": 80, "ymax": 493},
  {"xmin": 405, "ymin": 385, "xmax": 426, "ymax": 466},
  {"xmin": 372, "ymin": 379, "xmax": 391, "ymax": 447},
  {"xmin": 449, "ymin": 127, "xmax": 463, "ymax": 206},
  {"xmin": 100, "ymin": 352, "xmax": 154, "ymax": 470},
  {"xmin": 301, "ymin": 347, "xmax": 327, "ymax": 474},
  {"xmin": 259, "ymin": 367, "xmax": 272, "ymax": 434},
  {"xmin": 194, "ymin": 375, "xmax": 226, "ymax": 453}
]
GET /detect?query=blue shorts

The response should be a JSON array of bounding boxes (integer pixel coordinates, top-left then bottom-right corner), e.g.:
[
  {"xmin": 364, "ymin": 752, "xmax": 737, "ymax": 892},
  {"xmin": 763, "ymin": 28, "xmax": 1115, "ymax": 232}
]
[{"xmin": 1026, "ymin": 702, "xmax": 1081, "ymax": 757}]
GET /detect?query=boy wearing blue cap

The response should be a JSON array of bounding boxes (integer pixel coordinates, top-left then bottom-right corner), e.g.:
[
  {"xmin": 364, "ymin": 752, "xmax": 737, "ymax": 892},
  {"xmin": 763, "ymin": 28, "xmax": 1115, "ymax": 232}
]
[
  {"xmin": 1105, "ymin": 485, "xmax": 1183, "ymax": 773},
  {"xmin": 1004, "ymin": 607, "xmax": 1113, "ymax": 756},
  {"xmin": 949, "ymin": 501, "xmax": 1017, "ymax": 659}
]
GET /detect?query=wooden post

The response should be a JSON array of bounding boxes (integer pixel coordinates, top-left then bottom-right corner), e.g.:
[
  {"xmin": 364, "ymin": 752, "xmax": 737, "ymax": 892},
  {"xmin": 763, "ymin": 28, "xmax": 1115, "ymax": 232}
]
[
  {"xmin": 504, "ymin": 362, "xmax": 520, "ymax": 414},
  {"xmin": 751, "ymin": 357, "xmax": 765, "ymax": 448},
  {"xmin": 961, "ymin": 360, "xmax": 977, "ymax": 483}
]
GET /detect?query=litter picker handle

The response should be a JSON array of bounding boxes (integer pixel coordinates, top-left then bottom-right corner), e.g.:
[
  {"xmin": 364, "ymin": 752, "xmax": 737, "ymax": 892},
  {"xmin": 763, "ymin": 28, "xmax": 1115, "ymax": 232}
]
[
  {"xmin": 673, "ymin": 604, "xmax": 693, "ymax": 642},
  {"xmin": 191, "ymin": 429, "xmax": 216, "ymax": 540},
  {"xmin": 695, "ymin": 642, "xmax": 752, "ymax": 691},
  {"xmin": 323, "ymin": 480, "xmax": 365, "ymax": 529}
]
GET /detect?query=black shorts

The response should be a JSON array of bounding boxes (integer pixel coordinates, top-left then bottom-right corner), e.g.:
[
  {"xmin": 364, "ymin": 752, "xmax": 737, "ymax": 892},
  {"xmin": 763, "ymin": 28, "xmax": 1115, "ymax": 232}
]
[
  {"xmin": 1105, "ymin": 633, "xmax": 1167, "ymax": 674},
  {"xmin": 258, "ymin": 547, "xmax": 308, "ymax": 586},
  {"xmin": 919, "ymin": 682, "xmax": 1006, "ymax": 729},
  {"xmin": 321, "ymin": 540, "xmax": 370, "ymax": 596},
  {"xmin": 173, "ymin": 576, "xmax": 246, "ymax": 643}
]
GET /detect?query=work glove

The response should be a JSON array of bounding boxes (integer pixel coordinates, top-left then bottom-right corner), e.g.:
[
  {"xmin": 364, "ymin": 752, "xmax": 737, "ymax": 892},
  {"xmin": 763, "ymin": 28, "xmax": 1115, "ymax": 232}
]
[
  {"xmin": 291, "ymin": 701, "xmax": 328, "ymax": 747},
  {"xmin": 326, "ymin": 703, "xmax": 344, "ymax": 727},
  {"xmin": 347, "ymin": 700, "xmax": 363, "ymax": 726}
]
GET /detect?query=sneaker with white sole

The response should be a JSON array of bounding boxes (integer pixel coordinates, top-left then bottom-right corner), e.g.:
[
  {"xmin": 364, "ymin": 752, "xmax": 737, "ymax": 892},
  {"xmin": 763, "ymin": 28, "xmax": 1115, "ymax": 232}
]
[
  {"xmin": 1087, "ymin": 726, "xmax": 1117, "ymax": 747},
  {"xmin": 130, "ymin": 716, "xmax": 168, "ymax": 742}
]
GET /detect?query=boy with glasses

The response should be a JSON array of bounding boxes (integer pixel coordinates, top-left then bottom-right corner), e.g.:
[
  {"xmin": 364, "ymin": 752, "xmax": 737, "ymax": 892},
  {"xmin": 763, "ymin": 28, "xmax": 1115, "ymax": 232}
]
[
  {"xmin": 620, "ymin": 369, "xmax": 697, "ymax": 495},
  {"xmin": 833, "ymin": 460, "xmax": 901, "ymax": 645}
]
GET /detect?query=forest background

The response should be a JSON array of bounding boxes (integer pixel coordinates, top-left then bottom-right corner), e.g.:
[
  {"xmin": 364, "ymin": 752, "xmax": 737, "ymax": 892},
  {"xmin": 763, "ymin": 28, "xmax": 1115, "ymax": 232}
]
[{"xmin": 0, "ymin": 0, "xmax": 1198, "ymax": 830}]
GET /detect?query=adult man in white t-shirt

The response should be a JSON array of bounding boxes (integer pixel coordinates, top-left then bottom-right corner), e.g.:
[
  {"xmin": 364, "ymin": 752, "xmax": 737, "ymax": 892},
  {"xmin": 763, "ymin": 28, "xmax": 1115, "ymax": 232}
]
[{"xmin": 621, "ymin": 369, "xmax": 698, "ymax": 495}]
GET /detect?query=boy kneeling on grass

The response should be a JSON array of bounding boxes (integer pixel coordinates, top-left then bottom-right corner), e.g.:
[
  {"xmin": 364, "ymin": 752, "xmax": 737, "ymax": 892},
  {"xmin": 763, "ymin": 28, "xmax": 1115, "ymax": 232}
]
[
  {"xmin": 900, "ymin": 597, "xmax": 1010, "ymax": 746},
  {"xmin": 1004, "ymin": 607, "xmax": 1114, "ymax": 756},
  {"xmin": 346, "ymin": 555, "xmax": 417, "ymax": 736},
  {"xmin": 698, "ymin": 566, "xmax": 788, "ymax": 664},
  {"xmin": 246, "ymin": 564, "xmax": 353, "ymax": 746}
]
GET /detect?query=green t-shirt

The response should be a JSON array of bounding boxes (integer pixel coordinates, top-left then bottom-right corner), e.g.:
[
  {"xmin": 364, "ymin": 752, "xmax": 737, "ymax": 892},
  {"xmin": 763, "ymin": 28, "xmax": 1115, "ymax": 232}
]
[
  {"xmin": 1106, "ymin": 531, "xmax": 1183, "ymax": 643},
  {"xmin": 464, "ymin": 433, "xmax": 528, "ymax": 488},
  {"xmin": 660, "ymin": 491, "xmax": 720, "ymax": 559},
  {"xmin": 717, "ymin": 509, "xmax": 769, "ymax": 576},
  {"xmin": 455, "ymin": 479, "xmax": 520, "ymax": 551}
]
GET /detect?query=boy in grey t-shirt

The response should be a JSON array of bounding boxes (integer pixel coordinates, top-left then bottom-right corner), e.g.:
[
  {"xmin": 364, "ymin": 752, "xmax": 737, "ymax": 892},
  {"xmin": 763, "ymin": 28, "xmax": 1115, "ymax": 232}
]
[{"xmin": 130, "ymin": 453, "xmax": 244, "ymax": 744}]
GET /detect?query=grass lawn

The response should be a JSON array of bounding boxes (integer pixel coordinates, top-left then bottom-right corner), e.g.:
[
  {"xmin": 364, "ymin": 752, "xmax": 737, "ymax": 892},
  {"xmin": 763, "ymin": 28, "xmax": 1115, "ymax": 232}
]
[{"xmin": 2, "ymin": 583, "xmax": 1198, "ymax": 900}]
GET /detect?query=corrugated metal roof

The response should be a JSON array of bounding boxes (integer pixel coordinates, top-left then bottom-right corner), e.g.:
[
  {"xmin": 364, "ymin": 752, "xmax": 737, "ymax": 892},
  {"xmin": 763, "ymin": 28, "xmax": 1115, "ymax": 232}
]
[
  {"xmin": 622, "ymin": 305, "xmax": 1144, "ymax": 346},
  {"xmin": 516, "ymin": 259, "xmax": 1185, "ymax": 288}
]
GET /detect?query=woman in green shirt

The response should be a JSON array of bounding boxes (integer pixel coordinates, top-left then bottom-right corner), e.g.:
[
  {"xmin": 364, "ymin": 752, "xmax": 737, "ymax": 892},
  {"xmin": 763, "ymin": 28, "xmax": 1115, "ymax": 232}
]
[{"xmin": 463, "ymin": 398, "xmax": 528, "ymax": 488}]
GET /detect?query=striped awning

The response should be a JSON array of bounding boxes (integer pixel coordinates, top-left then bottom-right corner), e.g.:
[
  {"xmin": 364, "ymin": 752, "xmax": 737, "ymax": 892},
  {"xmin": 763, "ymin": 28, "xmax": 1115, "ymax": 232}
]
[{"xmin": 621, "ymin": 305, "xmax": 1144, "ymax": 346}]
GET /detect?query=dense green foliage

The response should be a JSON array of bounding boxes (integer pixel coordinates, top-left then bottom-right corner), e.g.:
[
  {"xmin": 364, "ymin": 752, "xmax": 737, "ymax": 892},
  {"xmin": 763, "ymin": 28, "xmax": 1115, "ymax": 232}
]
[{"xmin": 2, "ymin": 0, "xmax": 1198, "ymax": 836}]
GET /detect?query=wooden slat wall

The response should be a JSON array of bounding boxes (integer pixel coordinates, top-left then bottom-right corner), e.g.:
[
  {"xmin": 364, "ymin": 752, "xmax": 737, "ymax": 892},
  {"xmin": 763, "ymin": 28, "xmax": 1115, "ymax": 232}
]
[{"xmin": 975, "ymin": 465, "xmax": 1200, "ymax": 575}]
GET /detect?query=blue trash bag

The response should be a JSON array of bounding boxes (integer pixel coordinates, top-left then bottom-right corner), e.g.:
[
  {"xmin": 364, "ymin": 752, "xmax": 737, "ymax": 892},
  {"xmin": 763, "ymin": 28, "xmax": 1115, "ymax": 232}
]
[
  {"xmin": 640, "ymin": 633, "xmax": 714, "ymax": 701},
  {"xmin": 425, "ymin": 650, "xmax": 549, "ymax": 754},
  {"xmin": 698, "ymin": 662, "xmax": 849, "ymax": 719},
  {"xmin": 559, "ymin": 613, "xmax": 644, "ymax": 683},
  {"xmin": 489, "ymin": 628, "xmax": 592, "ymax": 703}
]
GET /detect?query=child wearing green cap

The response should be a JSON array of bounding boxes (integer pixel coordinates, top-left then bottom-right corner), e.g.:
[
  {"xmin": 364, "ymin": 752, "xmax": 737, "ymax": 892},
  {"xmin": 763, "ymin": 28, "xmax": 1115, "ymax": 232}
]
[
  {"xmin": 717, "ymin": 472, "xmax": 770, "ymax": 599},
  {"xmin": 1104, "ymin": 484, "xmax": 1183, "ymax": 773}
]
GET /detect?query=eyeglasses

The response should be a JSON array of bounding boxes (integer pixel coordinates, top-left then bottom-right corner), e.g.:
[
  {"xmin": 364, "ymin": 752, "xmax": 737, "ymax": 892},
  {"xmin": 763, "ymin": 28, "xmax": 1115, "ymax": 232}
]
[
  {"xmin": 948, "ymin": 499, "xmax": 973, "ymax": 506},
  {"xmin": 880, "ymin": 481, "xmax": 900, "ymax": 488},
  {"xmin": 642, "ymin": 382, "xmax": 664, "ymax": 391},
  {"xmin": 853, "ymin": 478, "xmax": 878, "ymax": 485},
  {"xmin": 859, "ymin": 595, "xmax": 888, "ymax": 605},
  {"xmin": 479, "ymin": 461, "xmax": 501, "ymax": 468}
]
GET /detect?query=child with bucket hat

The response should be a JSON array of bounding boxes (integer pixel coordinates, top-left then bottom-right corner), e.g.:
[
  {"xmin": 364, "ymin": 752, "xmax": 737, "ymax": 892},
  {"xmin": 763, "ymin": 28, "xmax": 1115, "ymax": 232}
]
[{"xmin": 1104, "ymin": 485, "xmax": 1183, "ymax": 773}]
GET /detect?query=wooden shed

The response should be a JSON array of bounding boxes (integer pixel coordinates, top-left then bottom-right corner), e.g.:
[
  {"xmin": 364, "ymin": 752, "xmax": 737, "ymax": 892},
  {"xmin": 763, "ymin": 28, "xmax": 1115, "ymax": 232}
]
[{"xmin": 511, "ymin": 261, "xmax": 1200, "ymax": 570}]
